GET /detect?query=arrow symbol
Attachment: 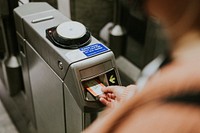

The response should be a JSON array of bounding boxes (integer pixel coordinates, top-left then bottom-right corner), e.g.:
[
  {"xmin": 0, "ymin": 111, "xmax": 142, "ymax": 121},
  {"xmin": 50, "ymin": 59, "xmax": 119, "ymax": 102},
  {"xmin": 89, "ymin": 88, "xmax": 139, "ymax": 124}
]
[{"xmin": 109, "ymin": 75, "xmax": 116, "ymax": 84}]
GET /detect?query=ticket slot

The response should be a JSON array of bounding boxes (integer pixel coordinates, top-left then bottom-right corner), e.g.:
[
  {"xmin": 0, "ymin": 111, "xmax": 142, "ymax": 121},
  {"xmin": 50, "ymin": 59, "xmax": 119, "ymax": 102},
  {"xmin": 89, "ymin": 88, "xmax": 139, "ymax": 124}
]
[
  {"xmin": 82, "ymin": 74, "xmax": 108, "ymax": 102},
  {"xmin": 83, "ymin": 78, "xmax": 105, "ymax": 97}
]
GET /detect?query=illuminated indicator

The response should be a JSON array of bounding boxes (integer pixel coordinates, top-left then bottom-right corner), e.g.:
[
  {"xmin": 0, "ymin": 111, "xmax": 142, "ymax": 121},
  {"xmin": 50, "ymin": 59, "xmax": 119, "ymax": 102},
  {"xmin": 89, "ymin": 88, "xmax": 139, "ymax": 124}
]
[
  {"xmin": 109, "ymin": 75, "xmax": 116, "ymax": 84},
  {"xmin": 106, "ymin": 70, "xmax": 119, "ymax": 85}
]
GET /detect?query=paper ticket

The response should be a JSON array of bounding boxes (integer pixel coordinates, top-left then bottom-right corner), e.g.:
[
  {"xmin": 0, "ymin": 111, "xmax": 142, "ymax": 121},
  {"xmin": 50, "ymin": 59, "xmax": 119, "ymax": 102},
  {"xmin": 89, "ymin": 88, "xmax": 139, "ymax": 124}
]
[{"xmin": 83, "ymin": 79, "xmax": 105, "ymax": 97}]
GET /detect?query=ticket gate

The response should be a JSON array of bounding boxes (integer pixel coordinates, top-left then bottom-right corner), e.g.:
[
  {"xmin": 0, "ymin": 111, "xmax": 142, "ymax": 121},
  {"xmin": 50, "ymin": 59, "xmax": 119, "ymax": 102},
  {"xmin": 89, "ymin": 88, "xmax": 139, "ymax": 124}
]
[{"xmin": 14, "ymin": 2, "xmax": 121, "ymax": 133}]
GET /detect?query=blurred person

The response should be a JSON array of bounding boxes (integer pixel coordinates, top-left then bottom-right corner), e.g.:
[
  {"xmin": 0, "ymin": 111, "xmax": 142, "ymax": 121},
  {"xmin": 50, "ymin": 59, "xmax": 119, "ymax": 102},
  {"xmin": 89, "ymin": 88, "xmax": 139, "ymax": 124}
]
[{"xmin": 83, "ymin": 0, "xmax": 200, "ymax": 132}]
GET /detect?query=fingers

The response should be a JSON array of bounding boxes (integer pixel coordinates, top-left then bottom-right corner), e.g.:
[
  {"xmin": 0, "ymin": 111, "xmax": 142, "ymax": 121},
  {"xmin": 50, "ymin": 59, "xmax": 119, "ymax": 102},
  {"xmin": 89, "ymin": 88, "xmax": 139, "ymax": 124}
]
[
  {"xmin": 101, "ymin": 86, "xmax": 115, "ymax": 93},
  {"xmin": 99, "ymin": 97, "xmax": 109, "ymax": 106},
  {"xmin": 99, "ymin": 92, "xmax": 116, "ymax": 107},
  {"xmin": 99, "ymin": 85, "xmax": 126, "ymax": 107},
  {"xmin": 99, "ymin": 92, "xmax": 116, "ymax": 100},
  {"xmin": 99, "ymin": 93, "xmax": 116, "ymax": 101},
  {"xmin": 99, "ymin": 97, "xmax": 113, "ymax": 107},
  {"xmin": 106, "ymin": 93, "xmax": 116, "ymax": 99},
  {"xmin": 101, "ymin": 86, "xmax": 125, "ymax": 95}
]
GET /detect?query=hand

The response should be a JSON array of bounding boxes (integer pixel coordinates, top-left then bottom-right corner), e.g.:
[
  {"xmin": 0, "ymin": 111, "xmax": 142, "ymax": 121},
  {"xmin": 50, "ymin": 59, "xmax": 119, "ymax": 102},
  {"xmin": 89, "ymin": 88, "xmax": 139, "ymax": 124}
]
[
  {"xmin": 99, "ymin": 85, "xmax": 137, "ymax": 107},
  {"xmin": 99, "ymin": 86, "xmax": 125, "ymax": 107}
]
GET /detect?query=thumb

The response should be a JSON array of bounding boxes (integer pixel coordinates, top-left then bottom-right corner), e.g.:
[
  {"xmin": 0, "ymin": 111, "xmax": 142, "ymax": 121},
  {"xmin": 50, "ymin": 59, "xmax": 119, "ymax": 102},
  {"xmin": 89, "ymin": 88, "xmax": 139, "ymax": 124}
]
[{"xmin": 101, "ymin": 86, "xmax": 115, "ymax": 93}]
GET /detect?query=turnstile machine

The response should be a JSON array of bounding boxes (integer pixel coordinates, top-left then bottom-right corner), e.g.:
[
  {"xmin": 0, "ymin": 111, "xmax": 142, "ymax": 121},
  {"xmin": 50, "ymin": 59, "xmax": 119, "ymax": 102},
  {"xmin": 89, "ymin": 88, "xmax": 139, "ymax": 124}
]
[{"xmin": 13, "ymin": 2, "xmax": 121, "ymax": 133}]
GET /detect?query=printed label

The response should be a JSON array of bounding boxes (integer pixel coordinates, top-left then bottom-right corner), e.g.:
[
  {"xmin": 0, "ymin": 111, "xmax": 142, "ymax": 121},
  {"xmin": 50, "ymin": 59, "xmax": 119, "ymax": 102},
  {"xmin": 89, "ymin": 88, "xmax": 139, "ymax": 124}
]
[{"xmin": 79, "ymin": 43, "xmax": 109, "ymax": 57}]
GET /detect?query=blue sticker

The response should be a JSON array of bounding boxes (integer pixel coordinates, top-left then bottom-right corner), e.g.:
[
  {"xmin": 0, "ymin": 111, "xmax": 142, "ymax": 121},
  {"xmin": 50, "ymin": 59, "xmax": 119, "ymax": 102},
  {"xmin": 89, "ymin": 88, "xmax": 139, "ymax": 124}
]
[{"xmin": 79, "ymin": 43, "xmax": 109, "ymax": 57}]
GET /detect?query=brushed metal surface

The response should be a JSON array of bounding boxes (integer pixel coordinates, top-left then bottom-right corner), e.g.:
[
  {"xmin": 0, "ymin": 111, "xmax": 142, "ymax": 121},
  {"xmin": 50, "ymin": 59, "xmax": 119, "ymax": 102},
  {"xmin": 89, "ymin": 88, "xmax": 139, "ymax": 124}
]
[
  {"xmin": 64, "ymin": 84, "xmax": 82, "ymax": 133},
  {"xmin": 26, "ymin": 42, "xmax": 65, "ymax": 133},
  {"xmin": 17, "ymin": 32, "xmax": 37, "ymax": 128}
]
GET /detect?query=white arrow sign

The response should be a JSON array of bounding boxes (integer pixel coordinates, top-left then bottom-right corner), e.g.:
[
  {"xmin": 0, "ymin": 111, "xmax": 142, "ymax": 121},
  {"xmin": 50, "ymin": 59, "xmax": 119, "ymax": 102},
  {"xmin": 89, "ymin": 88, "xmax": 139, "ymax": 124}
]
[{"xmin": 109, "ymin": 75, "xmax": 116, "ymax": 84}]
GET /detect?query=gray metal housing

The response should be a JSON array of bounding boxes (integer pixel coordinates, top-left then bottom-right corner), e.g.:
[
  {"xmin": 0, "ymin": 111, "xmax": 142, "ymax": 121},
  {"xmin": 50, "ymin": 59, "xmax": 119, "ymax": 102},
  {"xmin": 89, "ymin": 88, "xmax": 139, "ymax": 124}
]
[{"xmin": 14, "ymin": 2, "xmax": 121, "ymax": 133}]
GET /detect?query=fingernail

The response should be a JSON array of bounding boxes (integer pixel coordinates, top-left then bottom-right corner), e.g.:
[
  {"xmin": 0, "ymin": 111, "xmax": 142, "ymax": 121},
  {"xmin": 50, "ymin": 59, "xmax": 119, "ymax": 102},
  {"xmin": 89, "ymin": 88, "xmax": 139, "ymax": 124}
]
[{"xmin": 99, "ymin": 97, "xmax": 103, "ymax": 101}]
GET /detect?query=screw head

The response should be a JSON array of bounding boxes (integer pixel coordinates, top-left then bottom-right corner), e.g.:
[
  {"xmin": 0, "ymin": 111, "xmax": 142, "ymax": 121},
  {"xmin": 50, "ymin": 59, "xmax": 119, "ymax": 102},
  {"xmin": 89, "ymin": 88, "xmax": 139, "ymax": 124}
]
[{"xmin": 58, "ymin": 61, "xmax": 63, "ymax": 70}]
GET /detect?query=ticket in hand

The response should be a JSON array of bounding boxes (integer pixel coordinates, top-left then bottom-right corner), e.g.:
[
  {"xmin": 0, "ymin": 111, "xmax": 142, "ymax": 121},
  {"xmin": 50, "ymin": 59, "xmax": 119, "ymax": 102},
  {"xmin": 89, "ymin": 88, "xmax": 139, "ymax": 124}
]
[{"xmin": 83, "ymin": 78, "xmax": 105, "ymax": 97}]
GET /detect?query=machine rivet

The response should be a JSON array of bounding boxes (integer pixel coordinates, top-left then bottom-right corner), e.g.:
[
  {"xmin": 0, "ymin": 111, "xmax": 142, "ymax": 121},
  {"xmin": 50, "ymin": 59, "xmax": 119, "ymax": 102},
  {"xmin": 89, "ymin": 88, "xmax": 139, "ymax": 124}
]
[{"xmin": 58, "ymin": 61, "xmax": 63, "ymax": 70}]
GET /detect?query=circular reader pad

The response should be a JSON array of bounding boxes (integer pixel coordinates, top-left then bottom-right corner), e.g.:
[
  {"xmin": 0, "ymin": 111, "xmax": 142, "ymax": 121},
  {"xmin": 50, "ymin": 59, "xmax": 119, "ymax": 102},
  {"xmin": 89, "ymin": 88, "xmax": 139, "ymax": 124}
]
[{"xmin": 46, "ymin": 21, "xmax": 91, "ymax": 49}]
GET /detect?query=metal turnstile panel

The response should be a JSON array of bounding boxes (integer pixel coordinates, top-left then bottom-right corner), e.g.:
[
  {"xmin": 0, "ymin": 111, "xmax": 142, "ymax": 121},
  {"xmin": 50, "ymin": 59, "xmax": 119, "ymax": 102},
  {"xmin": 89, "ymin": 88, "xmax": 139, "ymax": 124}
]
[
  {"xmin": 64, "ymin": 84, "xmax": 82, "ymax": 133},
  {"xmin": 26, "ymin": 42, "xmax": 65, "ymax": 133}
]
